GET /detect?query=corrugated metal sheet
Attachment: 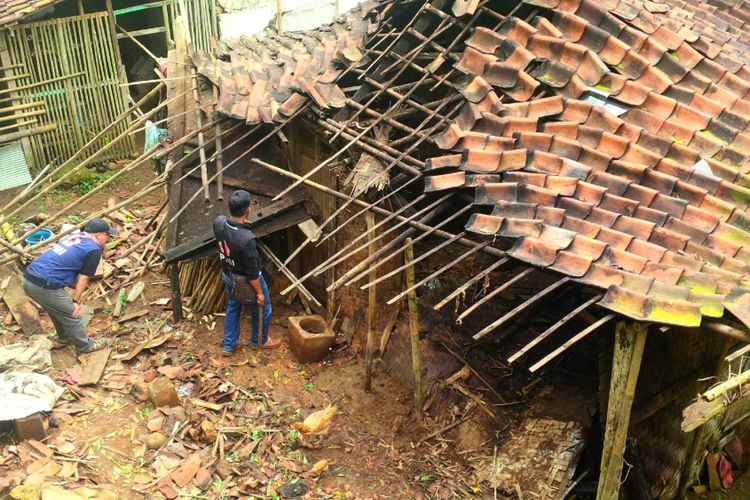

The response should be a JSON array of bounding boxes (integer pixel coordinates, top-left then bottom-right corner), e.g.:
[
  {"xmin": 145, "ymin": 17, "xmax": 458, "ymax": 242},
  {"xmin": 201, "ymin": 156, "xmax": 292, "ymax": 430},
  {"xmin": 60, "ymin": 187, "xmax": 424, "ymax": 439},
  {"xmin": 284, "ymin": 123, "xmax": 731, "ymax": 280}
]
[{"xmin": 0, "ymin": 141, "xmax": 32, "ymax": 192}]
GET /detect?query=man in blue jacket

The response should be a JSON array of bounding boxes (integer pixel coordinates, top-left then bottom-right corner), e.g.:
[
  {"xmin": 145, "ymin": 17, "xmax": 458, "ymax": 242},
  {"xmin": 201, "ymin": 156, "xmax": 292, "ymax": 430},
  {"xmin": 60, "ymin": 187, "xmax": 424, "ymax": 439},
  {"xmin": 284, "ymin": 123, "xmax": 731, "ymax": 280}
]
[{"xmin": 23, "ymin": 218, "xmax": 115, "ymax": 353}]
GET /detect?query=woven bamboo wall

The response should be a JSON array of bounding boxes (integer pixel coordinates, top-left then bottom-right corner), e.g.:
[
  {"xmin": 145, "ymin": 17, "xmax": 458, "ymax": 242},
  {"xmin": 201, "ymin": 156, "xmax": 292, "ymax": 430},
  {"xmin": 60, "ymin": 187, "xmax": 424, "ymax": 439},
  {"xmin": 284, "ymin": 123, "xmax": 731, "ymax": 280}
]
[{"xmin": 0, "ymin": 12, "xmax": 135, "ymax": 171}]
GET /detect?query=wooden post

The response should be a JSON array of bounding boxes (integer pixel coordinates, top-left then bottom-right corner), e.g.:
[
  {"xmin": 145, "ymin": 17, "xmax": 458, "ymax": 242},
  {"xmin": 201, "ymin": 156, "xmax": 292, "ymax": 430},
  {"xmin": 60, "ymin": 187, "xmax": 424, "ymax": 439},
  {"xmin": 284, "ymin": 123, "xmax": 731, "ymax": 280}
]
[
  {"xmin": 165, "ymin": 17, "xmax": 188, "ymax": 323},
  {"xmin": 597, "ymin": 320, "xmax": 648, "ymax": 500},
  {"xmin": 168, "ymin": 263, "xmax": 182, "ymax": 322},
  {"xmin": 104, "ymin": 0, "xmax": 129, "ymax": 110},
  {"xmin": 405, "ymin": 237, "xmax": 423, "ymax": 419},
  {"xmin": 364, "ymin": 211, "xmax": 377, "ymax": 392}
]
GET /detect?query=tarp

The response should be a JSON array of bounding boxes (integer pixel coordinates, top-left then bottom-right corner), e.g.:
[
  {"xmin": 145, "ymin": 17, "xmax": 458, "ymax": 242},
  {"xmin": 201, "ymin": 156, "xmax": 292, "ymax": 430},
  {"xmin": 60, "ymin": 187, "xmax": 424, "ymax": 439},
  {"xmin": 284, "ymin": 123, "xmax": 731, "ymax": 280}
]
[{"xmin": 0, "ymin": 372, "xmax": 64, "ymax": 421}]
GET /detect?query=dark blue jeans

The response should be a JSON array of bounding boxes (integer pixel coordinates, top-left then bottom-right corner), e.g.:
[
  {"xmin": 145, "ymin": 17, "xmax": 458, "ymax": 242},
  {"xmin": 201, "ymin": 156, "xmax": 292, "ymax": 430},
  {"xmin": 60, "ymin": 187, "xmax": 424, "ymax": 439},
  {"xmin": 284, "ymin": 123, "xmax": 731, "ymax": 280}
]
[{"xmin": 222, "ymin": 272, "xmax": 272, "ymax": 350}]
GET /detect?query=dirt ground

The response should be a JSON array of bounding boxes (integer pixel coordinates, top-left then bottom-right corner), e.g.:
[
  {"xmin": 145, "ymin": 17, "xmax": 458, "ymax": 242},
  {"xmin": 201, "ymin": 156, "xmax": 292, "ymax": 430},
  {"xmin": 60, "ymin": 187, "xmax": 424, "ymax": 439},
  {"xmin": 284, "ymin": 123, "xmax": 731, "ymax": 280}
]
[{"xmin": 0, "ymin": 164, "xmax": 488, "ymax": 498}]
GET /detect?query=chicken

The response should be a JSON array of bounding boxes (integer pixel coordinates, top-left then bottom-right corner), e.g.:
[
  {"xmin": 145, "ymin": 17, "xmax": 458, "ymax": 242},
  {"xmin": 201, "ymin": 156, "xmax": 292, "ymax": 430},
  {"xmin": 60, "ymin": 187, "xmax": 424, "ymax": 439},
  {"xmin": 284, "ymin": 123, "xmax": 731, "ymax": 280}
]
[{"xmin": 292, "ymin": 405, "xmax": 337, "ymax": 448}]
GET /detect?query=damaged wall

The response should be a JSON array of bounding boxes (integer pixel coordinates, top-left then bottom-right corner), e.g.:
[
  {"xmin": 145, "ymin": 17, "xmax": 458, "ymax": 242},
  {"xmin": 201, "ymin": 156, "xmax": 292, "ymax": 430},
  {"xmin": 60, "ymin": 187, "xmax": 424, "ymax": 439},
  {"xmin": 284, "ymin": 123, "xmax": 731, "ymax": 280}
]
[{"xmin": 217, "ymin": 0, "xmax": 363, "ymax": 38}]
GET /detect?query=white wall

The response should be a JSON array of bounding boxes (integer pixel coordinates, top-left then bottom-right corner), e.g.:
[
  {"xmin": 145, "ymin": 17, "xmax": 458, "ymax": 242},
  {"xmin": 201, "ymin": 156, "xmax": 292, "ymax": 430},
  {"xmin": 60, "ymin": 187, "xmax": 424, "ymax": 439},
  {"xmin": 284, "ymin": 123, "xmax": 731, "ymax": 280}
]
[{"xmin": 217, "ymin": 0, "xmax": 364, "ymax": 39}]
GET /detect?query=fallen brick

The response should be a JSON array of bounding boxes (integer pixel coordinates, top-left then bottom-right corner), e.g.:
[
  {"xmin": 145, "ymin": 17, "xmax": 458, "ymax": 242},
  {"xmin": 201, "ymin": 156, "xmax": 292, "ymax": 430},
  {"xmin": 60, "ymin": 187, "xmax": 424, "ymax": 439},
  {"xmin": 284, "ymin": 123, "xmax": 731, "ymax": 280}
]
[
  {"xmin": 147, "ymin": 377, "xmax": 181, "ymax": 408},
  {"xmin": 14, "ymin": 413, "xmax": 45, "ymax": 442}
]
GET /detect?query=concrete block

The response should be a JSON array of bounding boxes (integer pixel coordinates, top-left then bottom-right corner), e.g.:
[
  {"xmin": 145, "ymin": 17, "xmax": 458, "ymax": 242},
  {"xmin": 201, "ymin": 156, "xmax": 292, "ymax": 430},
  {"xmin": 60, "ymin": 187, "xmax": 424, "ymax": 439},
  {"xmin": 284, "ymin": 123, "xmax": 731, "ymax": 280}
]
[
  {"xmin": 287, "ymin": 315, "xmax": 335, "ymax": 363},
  {"xmin": 14, "ymin": 413, "xmax": 46, "ymax": 442},
  {"xmin": 147, "ymin": 377, "xmax": 181, "ymax": 408}
]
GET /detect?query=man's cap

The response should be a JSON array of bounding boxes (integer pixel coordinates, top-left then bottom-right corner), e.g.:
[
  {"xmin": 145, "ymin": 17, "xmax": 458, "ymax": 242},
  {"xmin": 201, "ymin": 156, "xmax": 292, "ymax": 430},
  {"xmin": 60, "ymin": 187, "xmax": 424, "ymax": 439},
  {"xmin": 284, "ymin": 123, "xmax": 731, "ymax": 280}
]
[{"xmin": 84, "ymin": 218, "xmax": 117, "ymax": 236}]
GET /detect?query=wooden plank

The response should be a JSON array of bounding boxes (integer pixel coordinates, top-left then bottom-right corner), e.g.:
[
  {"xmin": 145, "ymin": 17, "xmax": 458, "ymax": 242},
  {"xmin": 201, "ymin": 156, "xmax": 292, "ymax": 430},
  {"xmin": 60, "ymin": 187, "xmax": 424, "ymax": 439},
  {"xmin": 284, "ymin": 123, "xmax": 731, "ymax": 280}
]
[
  {"xmin": 116, "ymin": 308, "xmax": 150, "ymax": 324},
  {"xmin": 78, "ymin": 348, "xmax": 111, "ymax": 386},
  {"xmin": 1, "ymin": 264, "xmax": 42, "ymax": 334}
]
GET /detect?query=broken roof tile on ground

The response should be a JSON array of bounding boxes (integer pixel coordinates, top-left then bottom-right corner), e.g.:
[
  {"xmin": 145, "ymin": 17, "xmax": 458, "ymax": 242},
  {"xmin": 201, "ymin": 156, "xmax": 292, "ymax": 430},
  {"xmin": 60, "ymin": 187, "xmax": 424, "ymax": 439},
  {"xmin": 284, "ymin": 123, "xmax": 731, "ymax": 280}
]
[{"xmin": 194, "ymin": 3, "xmax": 373, "ymax": 124}]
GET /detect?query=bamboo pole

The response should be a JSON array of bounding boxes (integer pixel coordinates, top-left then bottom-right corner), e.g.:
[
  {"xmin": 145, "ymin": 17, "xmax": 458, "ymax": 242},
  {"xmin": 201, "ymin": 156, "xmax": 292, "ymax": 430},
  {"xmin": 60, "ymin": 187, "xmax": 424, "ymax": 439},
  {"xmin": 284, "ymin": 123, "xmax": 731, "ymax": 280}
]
[
  {"xmin": 342, "ymin": 204, "xmax": 473, "ymax": 288},
  {"xmin": 364, "ymin": 211, "xmax": 377, "ymax": 393},
  {"xmin": 0, "ymin": 72, "xmax": 29, "ymax": 83},
  {"xmin": 457, "ymin": 268, "xmax": 536, "ymax": 323},
  {"xmin": 258, "ymin": 241, "xmax": 320, "ymax": 307},
  {"xmin": 0, "ymin": 180, "xmax": 166, "ymax": 266},
  {"xmin": 0, "ymin": 123, "xmax": 56, "ymax": 144},
  {"xmin": 0, "ymin": 72, "xmax": 85, "ymax": 96},
  {"xmin": 508, "ymin": 295, "xmax": 603, "ymax": 364},
  {"xmin": 405, "ymin": 237, "xmax": 423, "ymax": 419},
  {"xmin": 280, "ymin": 194, "xmax": 438, "ymax": 295},
  {"xmin": 0, "ymin": 100, "xmax": 43, "ymax": 113},
  {"xmin": 0, "ymin": 82, "xmax": 165, "ymax": 218},
  {"xmin": 434, "ymin": 259, "xmax": 509, "ymax": 311},
  {"xmin": 0, "ymin": 108, "xmax": 46, "ymax": 124},
  {"xmin": 0, "ymin": 118, "xmax": 37, "ymax": 133},
  {"xmin": 316, "ymin": 176, "xmax": 422, "ymax": 247},
  {"xmin": 2, "ymin": 86, "xmax": 185, "ymax": 225},
  {"xmin": 308, "ymin": 194, "xmax": 432, "ymax": 279},
  {"xmin": 597, "ymin": 321, "xmax": 648, "ymax": 500},
  {"xmin": 529, "ymin": 314, "xmax": 615, "ymax": 373},
  {"xmin": 388, "ymin": 240, "xmax": 491, "ymax": 306},
  {"xmin": 116, "ymin": 23, "xmax": 163, "ymax": 66},
  {"xmin": 190, "ymin": 68, "xmax": 209, "ymax": 202},
  {"xmin": 329, "ymin": 206, "xmax": 443, "ymax": 293},
  {"xmin": 472, "ymin": 278, "xmax": 571, "ymax": 339},
  {"xmin": 249, "ymin": 157, "xmax": 505, "ymax": 290},
  {"xmin": 213, "ymin": 86, "xmax": 224, "ymax": 201}
]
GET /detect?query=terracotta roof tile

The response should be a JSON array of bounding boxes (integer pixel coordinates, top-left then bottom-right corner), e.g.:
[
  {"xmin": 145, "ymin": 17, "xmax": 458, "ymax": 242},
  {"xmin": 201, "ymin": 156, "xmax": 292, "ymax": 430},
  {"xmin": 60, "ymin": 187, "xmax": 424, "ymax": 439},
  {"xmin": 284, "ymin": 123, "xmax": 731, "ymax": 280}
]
[{"xmin": 383, "ymin": 6, "xmax": 750, "ymax": 328}]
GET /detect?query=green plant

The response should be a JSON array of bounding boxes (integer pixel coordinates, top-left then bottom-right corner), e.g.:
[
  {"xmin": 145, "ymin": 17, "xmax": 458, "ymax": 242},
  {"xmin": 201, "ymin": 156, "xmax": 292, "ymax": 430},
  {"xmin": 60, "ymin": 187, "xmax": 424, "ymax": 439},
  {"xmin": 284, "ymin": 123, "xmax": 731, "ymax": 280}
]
[
  {"xmin": 49, "ymin": 188, "xmax": 72, "ymax": 204},
  {"xmin": 288, "ymin": 429, "xmax": 299, "ymax": 442},
  {"xmin": 135, "ymin": 406, "xmax": 153, "ymax": 420},
  {"xmin": 75, "ymin": 171, "xmax": 114, "ymax": 196},
  {"xmin": 273, "ymin": 369, "xmax": 280, "ymax": 381},
  {"xmin": 302, "ymin": 382, "xmax": 314, "ymax": 392},
  {"xmin": 118, "ymin": 290, "xmax": 128, "ymax": 307}
]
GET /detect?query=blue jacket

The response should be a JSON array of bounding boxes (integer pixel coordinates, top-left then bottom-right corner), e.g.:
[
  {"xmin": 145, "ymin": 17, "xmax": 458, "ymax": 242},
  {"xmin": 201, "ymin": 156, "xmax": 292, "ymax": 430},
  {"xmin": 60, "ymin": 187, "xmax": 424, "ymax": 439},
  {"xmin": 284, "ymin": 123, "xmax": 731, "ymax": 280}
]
[{"xmin": 28, "ymin": 232, "xmax": 102, "ymax": 288}]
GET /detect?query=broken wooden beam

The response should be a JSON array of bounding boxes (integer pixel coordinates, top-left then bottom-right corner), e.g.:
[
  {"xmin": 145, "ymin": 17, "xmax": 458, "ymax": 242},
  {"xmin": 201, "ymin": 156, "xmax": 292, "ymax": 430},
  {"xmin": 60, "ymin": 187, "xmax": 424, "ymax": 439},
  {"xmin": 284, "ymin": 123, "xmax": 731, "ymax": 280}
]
[{"xmin": 473, "ymin": 278, "xmax": 571, "ymax": 341}]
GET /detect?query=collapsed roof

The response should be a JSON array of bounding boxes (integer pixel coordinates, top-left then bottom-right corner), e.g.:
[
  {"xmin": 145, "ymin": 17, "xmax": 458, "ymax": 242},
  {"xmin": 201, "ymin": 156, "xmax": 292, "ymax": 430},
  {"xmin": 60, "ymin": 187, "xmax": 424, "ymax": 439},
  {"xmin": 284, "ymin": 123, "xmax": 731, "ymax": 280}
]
[{"xmin": 190, "ymin": 0, "xmax": 750, "ymax": 341}]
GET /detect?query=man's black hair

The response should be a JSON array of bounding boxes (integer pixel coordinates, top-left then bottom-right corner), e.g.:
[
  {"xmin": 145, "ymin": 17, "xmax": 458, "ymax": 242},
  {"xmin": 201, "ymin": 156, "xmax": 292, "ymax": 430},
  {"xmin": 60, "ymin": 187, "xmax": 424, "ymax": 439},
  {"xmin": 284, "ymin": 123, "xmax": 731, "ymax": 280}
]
[{"xmin": 228, "ymin": 190, "xmax": 252, "ymax": 217}]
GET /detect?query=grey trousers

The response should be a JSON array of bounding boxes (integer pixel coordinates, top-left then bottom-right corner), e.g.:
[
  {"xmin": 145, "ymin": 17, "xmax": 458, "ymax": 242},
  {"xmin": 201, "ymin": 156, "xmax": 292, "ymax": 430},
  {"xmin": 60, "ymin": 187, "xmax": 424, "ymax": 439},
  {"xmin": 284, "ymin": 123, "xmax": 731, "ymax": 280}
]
[{"xmin": 22, "ymin": 278, "xmax": 91, "ymax": 352}]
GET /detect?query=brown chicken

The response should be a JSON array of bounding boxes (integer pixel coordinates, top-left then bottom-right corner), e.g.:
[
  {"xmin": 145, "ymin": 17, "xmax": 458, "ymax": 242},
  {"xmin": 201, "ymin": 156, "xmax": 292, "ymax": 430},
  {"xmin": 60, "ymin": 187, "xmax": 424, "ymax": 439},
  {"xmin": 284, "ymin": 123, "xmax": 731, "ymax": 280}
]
[{"xmin": 292, "ymin": 405, "xmax": 337, "ymax": 448}]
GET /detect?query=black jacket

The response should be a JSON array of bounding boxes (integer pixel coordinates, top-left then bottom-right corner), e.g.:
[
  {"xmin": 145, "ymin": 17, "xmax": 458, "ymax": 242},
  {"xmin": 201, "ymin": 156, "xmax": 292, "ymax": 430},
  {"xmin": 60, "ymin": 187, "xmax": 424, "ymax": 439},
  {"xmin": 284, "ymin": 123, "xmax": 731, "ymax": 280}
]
[{"xmin": 212, "ymin": 215, "xmax": 261, "ymax": 279}]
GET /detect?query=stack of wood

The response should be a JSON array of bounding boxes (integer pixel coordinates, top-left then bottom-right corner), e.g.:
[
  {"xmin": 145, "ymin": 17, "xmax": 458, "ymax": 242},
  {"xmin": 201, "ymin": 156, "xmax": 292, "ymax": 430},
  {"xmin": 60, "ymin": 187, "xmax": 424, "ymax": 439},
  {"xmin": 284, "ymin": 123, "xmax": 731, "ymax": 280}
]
[{"xmin": 177, "ymin": 256, "xmax": 226, "ymax": 315}]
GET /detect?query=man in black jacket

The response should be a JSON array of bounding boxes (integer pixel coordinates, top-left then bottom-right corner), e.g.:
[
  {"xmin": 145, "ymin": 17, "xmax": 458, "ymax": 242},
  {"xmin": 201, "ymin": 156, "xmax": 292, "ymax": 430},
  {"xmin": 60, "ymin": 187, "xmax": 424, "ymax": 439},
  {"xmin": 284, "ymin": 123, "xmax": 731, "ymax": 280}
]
[{"xmin": 213, "ymin": 190, "xmax": 279, "ymax": 354}]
